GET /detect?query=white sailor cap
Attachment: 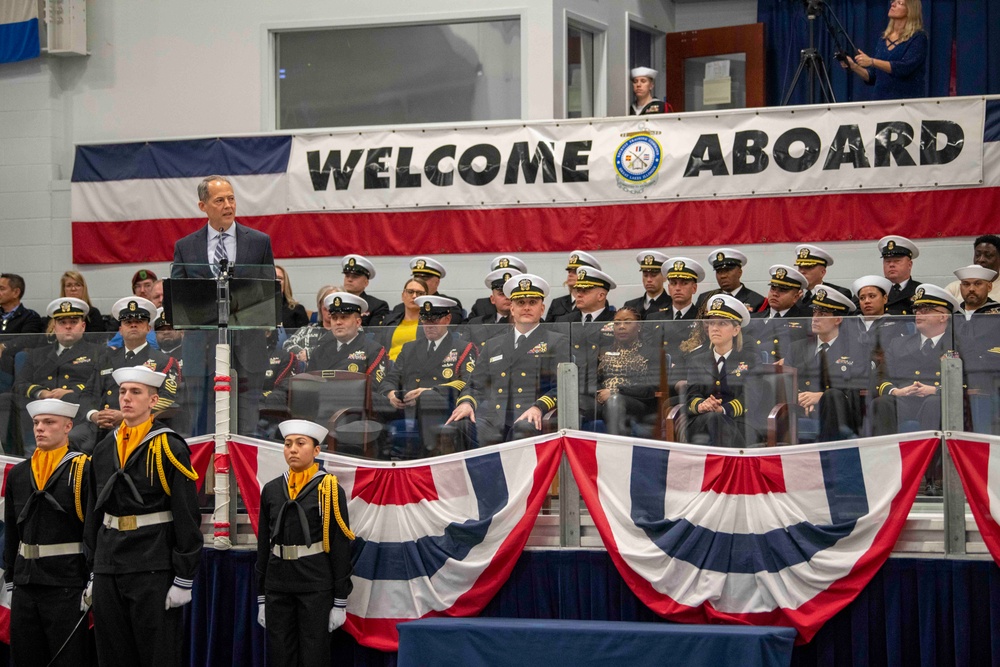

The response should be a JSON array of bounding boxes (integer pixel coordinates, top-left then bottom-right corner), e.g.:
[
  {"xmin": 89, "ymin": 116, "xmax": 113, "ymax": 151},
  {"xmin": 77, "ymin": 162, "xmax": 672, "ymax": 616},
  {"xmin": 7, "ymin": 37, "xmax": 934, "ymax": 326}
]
[
  {"xmin": 912, "ymin": 284, "xmax": 962, "ymax": 313},
  {"xmin": 410, "ymin": 256, "xmax": 446, "ymax": 279},
  {"xmin": 705, "ymin": 294, "xmax": 751, "ymax": 327},
  {"xmin": 324, "ymin": 292, "xmax": 367, "ymax": 314},
  {"xmin": 490, "ymin": 255, "xmax": 527, "ymax": 273},
  {"xmin": 26, "ymin": 398, "xmax": 80, "ymax": 419},
  {"xmin": 708, "ymin": 248, "xmax": 748, "ymax": 270},
  {"xmin": 485, "ymin": 268, "xmax": 516, "ymax": 290},
  {"xmin": 504, "ymin": 273, "xmax": 550, "ymax": 300},
  {"xmin": 954, "ymin": 265, "xmax": 998, "ymax": 282},
  {"xmin": 415, "ymin": 295, "xmax": 457, "ymax": 319},
  {"xmin": 636, "ymin": 250, "xmax": 668, "ymax": 271},
  {"xmin": 852, "ymin": 275, "xmax": 893, "ymax": 296},
  {"xmin": 574, "ymin": 267, "xmax": 616, "ymax": 291},
  {"xmin": 768, "ymin": 265, "xmax": 807, "ymax": 290},
  {"xmin": 566, "ymin": 251, "xmax": 601, "ymax": 271},
  {"xmin": 878, "ymin": 235, "xmax": 919, "ymax": 259},
  {"xmin": 631, "ymin": 67, "xmax": 658, "ymax": 80},
  {"xmin": 112, "ymin": 365, "xmax": 167, "ymax": 388},
  {"xmin": 810, "ymin": 285, "xmax": 856, "ymax": 313},
  {"xmin": 278, "ymin": 419, "xmax": 329, "ymax": 445},
  {"xmin": 663, "ymin": 257, "xmax": 706, "ymax": 282},
  {"xmin": 47, "ymin": 297, "xmax": 89, "ymax": 319},
  {"xmin": 795, "ymin": 244, "xmax": 835, "ymax": 267},
  {"xmin": 342, "ymin": 255, "xmax": 376, "ymax": 279},
  {"xmin": 113, "ymin": 297, "xmax": 157, "ymax": 321}
]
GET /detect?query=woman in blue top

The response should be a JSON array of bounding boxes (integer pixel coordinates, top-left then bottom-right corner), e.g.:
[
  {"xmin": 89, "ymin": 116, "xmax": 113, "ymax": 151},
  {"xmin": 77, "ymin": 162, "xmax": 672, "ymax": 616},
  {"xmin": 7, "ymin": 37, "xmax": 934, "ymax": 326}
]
[{"xmin": 843, "ymin": 0, "xmax": 927, "ymax": 100}]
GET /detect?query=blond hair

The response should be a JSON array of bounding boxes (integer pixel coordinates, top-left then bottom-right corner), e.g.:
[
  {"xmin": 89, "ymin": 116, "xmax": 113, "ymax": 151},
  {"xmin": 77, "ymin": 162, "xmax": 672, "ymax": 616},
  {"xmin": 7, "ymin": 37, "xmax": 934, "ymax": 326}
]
[
  {"xmin": 60, "ymin": 270, "xmax": 93, "ymax": 305},
  {"xmin": 883, "ymin": 0, "xmax": 923, "ymax": 43},
  {"xmin": 275, "ymin": 265, "xmax": 300, "ymax": 309}
]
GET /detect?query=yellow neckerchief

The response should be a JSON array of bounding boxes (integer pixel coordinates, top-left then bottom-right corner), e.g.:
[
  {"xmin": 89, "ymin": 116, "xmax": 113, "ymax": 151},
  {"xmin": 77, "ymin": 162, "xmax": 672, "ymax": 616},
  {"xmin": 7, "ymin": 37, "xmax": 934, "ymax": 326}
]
[
  {"xmin": 287, "ymin": 463, "xmax": 319, "ymax": 500},
  {"xmin": 117, "ymin": 417, "xmax": 153, "ymax": 467},
  {"xmin": 31, "ymin": 443, "xmax": 69, "ymax": 490}
]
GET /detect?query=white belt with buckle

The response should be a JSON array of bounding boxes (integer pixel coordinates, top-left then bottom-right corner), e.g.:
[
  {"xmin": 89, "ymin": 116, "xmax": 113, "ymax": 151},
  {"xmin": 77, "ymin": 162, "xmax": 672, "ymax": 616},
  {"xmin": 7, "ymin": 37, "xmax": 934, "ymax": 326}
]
[
  {"xmin": 18, "ymin": 542, "xmax": 84, "ymax": 559},
  {"xmin": 272, "ymin": 543, "xmax": 325, "ymax": 560},
  {"xmin": 103, "ymin": 511, "xmax": 174, "ymax": 531}
]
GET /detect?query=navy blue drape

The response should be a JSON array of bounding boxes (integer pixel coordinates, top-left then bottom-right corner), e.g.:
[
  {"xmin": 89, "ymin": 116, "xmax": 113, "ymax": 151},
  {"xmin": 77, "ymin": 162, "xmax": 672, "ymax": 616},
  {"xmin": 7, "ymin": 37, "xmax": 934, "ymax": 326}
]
[
  {"xmin": 758, "ymin": 0, "xmax": 997, "ymax": 105},
  {"xmin": 177, "ymin": 549, "xmax": 1000, "ymax": 667}
]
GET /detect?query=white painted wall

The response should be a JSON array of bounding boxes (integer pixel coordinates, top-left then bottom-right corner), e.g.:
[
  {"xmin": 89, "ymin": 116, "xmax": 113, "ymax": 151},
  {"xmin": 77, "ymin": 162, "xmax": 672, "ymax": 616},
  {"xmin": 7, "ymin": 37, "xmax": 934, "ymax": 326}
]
[{"xmin": 0, "ymin": 0, "xmax": 983, "ymax": 322}]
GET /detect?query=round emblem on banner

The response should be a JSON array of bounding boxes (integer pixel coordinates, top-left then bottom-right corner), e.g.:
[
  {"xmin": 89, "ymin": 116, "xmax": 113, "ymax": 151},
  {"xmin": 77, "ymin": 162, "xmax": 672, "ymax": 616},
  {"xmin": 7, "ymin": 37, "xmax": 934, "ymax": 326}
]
[
  {"xmin": 614, "ymin": 133, "xmax": 662, "ymax": 194},
  {"xmin": 347, "ymin": 363, "xmax": 359, "ymax": 372}
]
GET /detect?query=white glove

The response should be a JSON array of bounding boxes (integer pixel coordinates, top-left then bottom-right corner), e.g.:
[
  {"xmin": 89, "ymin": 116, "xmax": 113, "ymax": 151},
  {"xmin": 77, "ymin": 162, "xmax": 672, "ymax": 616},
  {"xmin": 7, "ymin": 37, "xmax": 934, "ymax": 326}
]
[
  {"xmin": 0, "ymin": 583, "xmax": 11, "ymax": 608},
  {"xmin": 257, "ymin": 603, "xmax": 266, "ymax": 629},
  {"xmin": 165, "ymin": 584, "xmax": 193, "ymax": 610},
  {"xmin": 328, "ymin": 606, "xmax": 346, "ymax": 632},
  {"xmin": 80, "ymin": 578, "xmax": 93, "ymax": 612}
]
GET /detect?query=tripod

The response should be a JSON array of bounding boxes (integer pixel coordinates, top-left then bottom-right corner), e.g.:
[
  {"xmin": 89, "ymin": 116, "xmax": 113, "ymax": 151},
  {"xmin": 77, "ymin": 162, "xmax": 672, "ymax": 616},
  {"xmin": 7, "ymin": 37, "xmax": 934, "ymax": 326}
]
[{"xmin": 782, "ymin": 1, "xmax": 836, "ymax": 105}]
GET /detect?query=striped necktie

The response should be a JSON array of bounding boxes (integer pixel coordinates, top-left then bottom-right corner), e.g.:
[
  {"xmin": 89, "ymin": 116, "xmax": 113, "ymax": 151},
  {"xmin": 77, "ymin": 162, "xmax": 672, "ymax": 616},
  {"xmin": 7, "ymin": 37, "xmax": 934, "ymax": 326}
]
[{"xmin": 214, "ymin": 231, "xmax": 229, "ymax": 267}]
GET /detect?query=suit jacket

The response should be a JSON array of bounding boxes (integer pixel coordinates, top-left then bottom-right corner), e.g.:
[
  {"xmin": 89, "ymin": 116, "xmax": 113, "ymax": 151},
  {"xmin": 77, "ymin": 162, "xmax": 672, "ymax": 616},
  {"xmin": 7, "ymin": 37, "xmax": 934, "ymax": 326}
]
[
  {"xmin": 622, "ymin": 292, "xmax": 671, "ymax": 320},
  {"xmin": 171, "ymin": 222, "xmax": 276, "ymax": 373},
  {"xmin": 359, "ymin": 291, "xmax": 390, "ymax": 328},
  {"xmin": 697, "ymin": 285, "xmax": 767, "ymax": 313},
  {"xmin": 885, "ymin": 279, "xmax": 922, "ymax": 316},
  {"xmin": 0, "ymin": 303, "xmax": 44, "ymax": 374},
  {"xmin": 456, "ymin": 326, "xmax": 569, "ymax": 427}
]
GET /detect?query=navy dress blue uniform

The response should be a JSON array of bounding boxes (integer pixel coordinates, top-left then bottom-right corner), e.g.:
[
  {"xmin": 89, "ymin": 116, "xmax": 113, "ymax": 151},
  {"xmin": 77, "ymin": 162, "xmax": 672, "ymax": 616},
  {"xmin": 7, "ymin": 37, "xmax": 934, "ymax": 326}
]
[
  {"xmin": 256, "ymin": 466, "xmax": 354, "ymax": 667},
  {"xmin": 545, "ymin": 251, "xmax": 601, "ymax": 323},
  {"xmin": 359, "ymin": 291, "xmax": 390, "ymax": 328},
  {"xmin": 309, "ymin": 335, "xmax": 388, "ymax": 389},
  {"xmin": 623, "ymin": 292, "xmax": 671, "ymax": 320},
  {"xmin": 685, "ymin": 347, "xmax": 764, "ymax": 447},
  {"xmin": 4, "ymin": 445, "xmax": 91, "ymax": 666},
  {"xmin": 468, "ymin": 255, "xmax": 527, "ymax": 323},
  {"xmin": 85, "ymin": 421, "xmax": 202, "ymax": 667}
]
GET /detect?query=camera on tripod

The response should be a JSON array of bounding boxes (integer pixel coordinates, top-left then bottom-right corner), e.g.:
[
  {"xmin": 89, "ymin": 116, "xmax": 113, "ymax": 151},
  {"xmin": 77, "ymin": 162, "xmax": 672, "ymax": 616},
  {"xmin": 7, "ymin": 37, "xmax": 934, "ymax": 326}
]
[{"xmin": 782, "ymin": 0, "xmax": 859, "ymax": 104}]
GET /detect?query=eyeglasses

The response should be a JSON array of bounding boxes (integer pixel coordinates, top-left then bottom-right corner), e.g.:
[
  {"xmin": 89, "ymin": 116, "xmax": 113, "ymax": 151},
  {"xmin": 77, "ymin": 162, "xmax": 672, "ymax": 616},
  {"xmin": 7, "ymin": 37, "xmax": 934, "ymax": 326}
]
[{"xmin": 404, "ymin": 289, "xmax": 427, "ymax": 297}]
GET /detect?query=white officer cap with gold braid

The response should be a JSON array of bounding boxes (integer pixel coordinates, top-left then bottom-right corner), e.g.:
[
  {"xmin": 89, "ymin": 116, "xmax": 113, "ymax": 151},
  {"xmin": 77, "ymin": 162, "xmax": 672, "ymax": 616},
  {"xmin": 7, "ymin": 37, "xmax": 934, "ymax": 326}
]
[
  {"xmin": 26, "ymin": 398, "xmax": 80, "ymax": 419},
  {"xmin": 113, "ymin": 365, "xmax": 167, "ymax": 388},
  {"xmin": 504, "ymin": 274, "xmax": 549, "ymax": 300},
  {"xmin": 663, "ymin": 257, "xmax": 706, "ymax": 282},
  {"xmin": 768, "ymin": 265, "xmax": 807, "ymax": 290},
  {"xmin": 705, "ymin": 294, "xmax": 751, "ymax": 327},
  {"xmin": 852, "ymin": 275, "xmax": 893, "ymax": 297},
  {"xmin": 810, "ymin": 285, "xmax": 856, "ymax": 313},
  {"xmin": 324, "ymin": 292, "xmax": 367, "ymax": 314},
  {"xmin": 415, "ymin": 295, "xmax": 457, "ymax": 320},
  {"xmin": 342, "ymin": 254, "xmax": 376, "ymax": 279},
  {"xmin": 485, "ymin": 268, "xmax": 516, "ymax": 291},
  {"xmin": 113, "ymin": 296, "xmax": 156, "ymax": 321},
  {"xmin": 490, "ymin": 255, "xmax": 527, "ymax": 273},
  {"xmin": 912, "ymin": 284, "xmax": 961, "ymax": 313},
  {"xmin": 410, "ymin": 256, "xmax": 446, "ymax": 279},
  {"xmin": 878, "ymin": 235, "xmax": 919, "ymax": 259},
  {"xmin": 795, "ymin": 244, "xmax": 834, "ymax": 267},
  {"xmin": 279, "ymin": 419, "xmax": 329, "ymax": 445},
  {"xmin": 574, "ymin": 267, "xmax": 616, "ymax": 291},
  {"xmin": 47, "ymin": 297, "xmax": 89, "ymax": 319},
  {"xmin": 707, "ymin": 247, "xmax": 748, "ymax": 270},
  {"xmin": 566, "ymin": 250, "xmax": 601, "ymax": 271},
  {"xmin": 954, "ymin": 265, "xmax": 998, "ymax": 282},
  {"xmin": 635, "ymin": 250, "xmax": 668, "ymax": 271}
]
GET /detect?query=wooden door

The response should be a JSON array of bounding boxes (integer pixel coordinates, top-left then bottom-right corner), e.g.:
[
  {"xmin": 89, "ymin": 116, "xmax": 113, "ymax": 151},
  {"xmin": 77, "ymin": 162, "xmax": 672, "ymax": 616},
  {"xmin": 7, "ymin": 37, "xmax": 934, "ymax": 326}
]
[{"xmin": 666, "ymin": 23, "xmax": 765, "ymax": 112}]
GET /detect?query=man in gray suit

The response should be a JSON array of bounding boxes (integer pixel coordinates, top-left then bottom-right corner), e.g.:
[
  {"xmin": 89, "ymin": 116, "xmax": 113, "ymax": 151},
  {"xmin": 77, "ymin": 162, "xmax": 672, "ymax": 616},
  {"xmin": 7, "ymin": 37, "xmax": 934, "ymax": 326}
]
[{"xmin": 171, "ymin": 175, "xmax": 276, "ymax": 435}]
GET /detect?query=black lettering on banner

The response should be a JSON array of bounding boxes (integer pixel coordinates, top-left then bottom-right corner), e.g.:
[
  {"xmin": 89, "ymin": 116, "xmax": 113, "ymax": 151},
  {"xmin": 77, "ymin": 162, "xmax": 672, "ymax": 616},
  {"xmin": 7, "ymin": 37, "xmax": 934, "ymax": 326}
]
[
  {"xmin": 458, "ymin": 144, "xmax": 502, "ymax": 186},
  {"xmin": 732, "ymin": 130, "xmax": 770, "ymax": 175},
  {"xmin": 823, "ymin": 125, "xmax": 870, "ymax": 170},
  {"xmin": 874, "ymin": 122, "xmax": 916, "ymax": 167},
  {"xmin": 561, "ymin": 141, "xmax": 592, "ymax": 182},
  {"xmin": 424, "ymin": 145, "xmax": 457, "ymax": 187},
  {"xmin": 396, "ymin": 147, "xmax": 422, "ymax": 188},
  {"xmin": 306, "ymin": 149, "xmax": 364, "ymax": 191},
  {"xmin": 365, "ymin": 147, "xmax": 392, "ymax": 189},
  {"xmin": 684, "ymin": 134, "xmax": 729, "ymax": 177},
  {"xmin": 773, "ymin": 128, "xmax": 821, "ymax": 173},
  {"xmin": 920, "ymin": 120, "xmax": 964, "ymax": 165},
  {"xmin": 504, "ymin": 142, "xmax": 558, "ymax": 184}
]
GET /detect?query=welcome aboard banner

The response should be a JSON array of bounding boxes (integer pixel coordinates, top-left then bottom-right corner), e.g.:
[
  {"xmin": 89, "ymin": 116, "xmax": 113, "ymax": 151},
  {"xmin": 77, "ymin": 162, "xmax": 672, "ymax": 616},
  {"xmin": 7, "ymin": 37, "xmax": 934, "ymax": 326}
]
[{"xmin": 71, "ymin": 97, "xmax": 998, "ymax": 264}]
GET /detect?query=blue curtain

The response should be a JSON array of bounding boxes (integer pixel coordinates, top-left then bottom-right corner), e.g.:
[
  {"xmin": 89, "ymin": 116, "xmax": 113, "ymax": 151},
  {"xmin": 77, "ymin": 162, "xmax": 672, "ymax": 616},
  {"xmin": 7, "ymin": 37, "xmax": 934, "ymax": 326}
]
[
  {"xmin": 758, "ymin": 0, "xmax": 997, "ymax": 106},
  {"xmin": 176, "ymin": 549, "xmax": 1000, "ymax": 667}
]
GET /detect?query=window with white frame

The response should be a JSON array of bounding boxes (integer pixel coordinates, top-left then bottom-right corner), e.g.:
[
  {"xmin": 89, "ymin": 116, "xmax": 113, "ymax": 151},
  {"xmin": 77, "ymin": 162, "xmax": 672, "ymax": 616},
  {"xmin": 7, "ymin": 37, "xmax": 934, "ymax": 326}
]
[
  {"xmin": 567, "ymin": 23, "xmax": 595, "ymax": 118},
  {"xmin": 275, "ymin": 19, "xmax": 521, "ymax": 129}
]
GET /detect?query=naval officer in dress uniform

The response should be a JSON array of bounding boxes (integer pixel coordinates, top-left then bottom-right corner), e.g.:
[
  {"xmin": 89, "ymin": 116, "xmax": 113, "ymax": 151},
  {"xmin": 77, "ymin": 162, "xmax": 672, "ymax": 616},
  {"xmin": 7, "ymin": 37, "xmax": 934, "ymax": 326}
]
[
  {"xmin": 256, "ymin": 419, "xmax": 354, "ymax": 667},
  {"xmin": 467, "ymin": 254, "xmax": 527, "ymax": 322},
  {"xmin": 341, "ymin": 254, "xmax": 389, "ymax": 328},
  {"xmin": 4, "ymin": 398, "xmax": 91, "ymax": 666},
  {"xmin": 878, "ymin": 235, "xmax": 922, "ymax": 316},
  {"xmin": 85, "ymin": 365, "xmax": 202, "ymax": 667},
  {"xmin": 447, "ymin": 274, "xmax": 569, "ymax": 447},
  {"xmin": 696, "ymin": 247, "xmax": 766, "ymax": 313},
  {"xmin": 622, "ymin": 250, "xmax": 671, "ymax": 320}
]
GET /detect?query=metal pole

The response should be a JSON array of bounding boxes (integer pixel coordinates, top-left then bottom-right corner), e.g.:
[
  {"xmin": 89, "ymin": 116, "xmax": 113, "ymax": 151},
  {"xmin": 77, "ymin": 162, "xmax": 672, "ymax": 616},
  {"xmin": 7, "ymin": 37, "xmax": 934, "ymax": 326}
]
[
  {"xmin": 557, "ymin": 362, "xmax": 580, "ymax": 548},
  {"xmin": 212, "ymin": 267, "xmax": 233, "ymax": 550},
  {"xmin": 940, "ymin": 354, "xmax": 965, "ymax": 556}
]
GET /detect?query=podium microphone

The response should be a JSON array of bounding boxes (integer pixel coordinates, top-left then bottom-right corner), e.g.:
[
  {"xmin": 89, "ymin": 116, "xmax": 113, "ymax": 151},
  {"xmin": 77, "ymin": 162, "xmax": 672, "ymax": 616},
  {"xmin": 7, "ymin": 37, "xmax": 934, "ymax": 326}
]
[{"xmin": 218, "ymin": 258, "xmax": 230, "ymax": 276}]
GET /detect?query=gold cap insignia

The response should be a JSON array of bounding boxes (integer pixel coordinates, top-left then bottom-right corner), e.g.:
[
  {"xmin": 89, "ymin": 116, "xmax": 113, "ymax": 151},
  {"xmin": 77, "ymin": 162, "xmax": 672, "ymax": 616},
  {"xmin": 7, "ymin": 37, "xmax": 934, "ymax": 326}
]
[
  {"xmin": 716, "ymin": 252, "xmax": 725, "ymax": 262},
  {"xmin": 333, "ymin": 297, "xmax": 342, "ymax": 307},
  {"xmin": 816, "ymin": 288, "xmax": 827, "ymax": 301},
  {"xmin": 128, "ymin": 301, "xmax": 137, "ymax": 312},
  {"xmin": 798, "ymin": 248, "xmax": 810, "ymax": 259},
  {"xmin": 643, "ymin": 255, "xmax": 655, "ymax": 266},
  {"xmin": 915, "ymin": 288, "xmax": 925, "ymax": 299},
  {"xmin": 673, "ymin": 261, "xmax": 685, "ymax": 272},
  {"xmin": 498, "ymin": 258, "xmax": 509, "ymax": 268},
  {"xmin": 887, "ymin": 240, "xmax": 896, "ymax": 250},
  {"xmin": 60, "ymin": 301, "xmax": 72, "ymax": 313},
  {"xmin": 712, "ymin": 298, "xmax": 725, "ymax": 311},
  {"xmin": 423, "ymin": 302, "xmax": 432, "ymax": 312},
  {"xmin": 578, "ymin": 269, "xmax": 587, "ymax": 280},
  {"xmin": 569, "ymin": 254, "xmax": 579, "ymax": 264},
  {"xmin": 348, "ymin": 257, "xmax": 356, "ymax": 266},
  {"xmin": 775, "ymin": 268, "xmax": 787, "ymax": 280},
  {"xmin": 415, "ymin": 259, "xmax": 426, "ymax": 269},
  {"xmin": 519, "ymin": 278, "xmax": 531, "ymax": 291},
  {"xmin": 503, "ymin": 272, "xmax": 512, "ymax": 282}
]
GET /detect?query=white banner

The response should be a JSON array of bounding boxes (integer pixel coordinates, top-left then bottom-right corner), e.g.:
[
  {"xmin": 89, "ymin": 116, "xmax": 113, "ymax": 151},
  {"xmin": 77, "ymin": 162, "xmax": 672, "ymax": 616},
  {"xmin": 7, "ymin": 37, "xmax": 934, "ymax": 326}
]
[{"xmin": 287, "ymin": 98, "xmax": 985, "ymax": 212}]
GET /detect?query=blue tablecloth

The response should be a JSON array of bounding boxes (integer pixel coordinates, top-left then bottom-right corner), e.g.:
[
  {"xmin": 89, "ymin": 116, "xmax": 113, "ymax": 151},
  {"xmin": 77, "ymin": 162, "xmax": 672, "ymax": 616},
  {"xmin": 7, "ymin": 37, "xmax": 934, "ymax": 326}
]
[{"xmin": 397, "ymin": 617, "xmax": 796, "ymax": 667}]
